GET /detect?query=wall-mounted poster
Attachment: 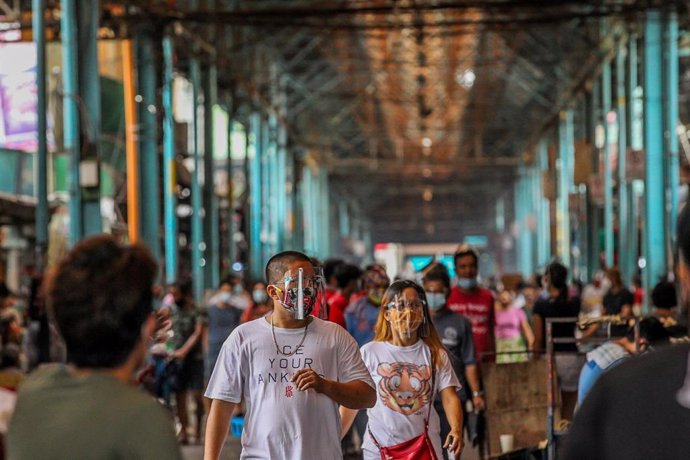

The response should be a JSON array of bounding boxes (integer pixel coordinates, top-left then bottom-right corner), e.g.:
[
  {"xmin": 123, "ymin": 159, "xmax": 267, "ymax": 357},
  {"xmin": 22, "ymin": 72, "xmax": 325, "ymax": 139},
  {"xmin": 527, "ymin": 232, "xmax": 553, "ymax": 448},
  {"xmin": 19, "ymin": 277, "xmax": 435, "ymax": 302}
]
[{"xmin": 0, "ymin": 43, "xmax": 38, "ymax": 152}]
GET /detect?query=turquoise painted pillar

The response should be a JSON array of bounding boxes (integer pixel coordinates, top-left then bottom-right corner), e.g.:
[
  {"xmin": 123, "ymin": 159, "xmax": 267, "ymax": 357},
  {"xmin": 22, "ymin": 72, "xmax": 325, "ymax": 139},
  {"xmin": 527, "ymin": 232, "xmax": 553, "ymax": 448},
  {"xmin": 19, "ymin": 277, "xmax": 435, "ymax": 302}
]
[
  {"xmin": 33, "ymin": 0, "xmax": 48, "ymax": 271},
  {"xmin": 558, "ymin": 111, "xmax": 574, "ymax": 268},
  {"xmin": 268, "ymin": 113, "xmax": 280, "ymax": 255},
  {"xmin": 602, "ymin": 60, "xmax": 615, "ymax": 268},
  {"xmin": 227, "ymin": 116, "xmax": 236, "ymax": 268},
  {"xmin": 537, "ymin": 139, "xmax": 551, "ymax": 266},
  {"xmin": 162, "ymin": 36, "xmax": 178, "ymax": 284},
  {"xmin": 530, "ymin": 167, "xmax": 540, "ymax": 271},
  {"xmin": 190, "ymin": 58, "xmax": 204, "ymax": 302},
  {"xmin": 275, "ymin": 132, "xmax": 287, "ymax": 252},
  {"xmin": 301, "ymin": 165, "xmax": 314, "ymax": 255},
  {"xmin": 665, "ymin": 10, "xmax": 680, "ymax": 252},
  {"xmin": 616, "ymin": 41, "xmax": 630, "ymax": 284},
  {"xmin": 516, "ymin": 169, "xmax": 534, "ymax": 277},
  {"xmin": 586, "ymin": 83, "xmax": 601, "ymax": 279},
  {"xmin": 249, "ymin": 113, "xmax": 263, "ymax": 281},
  {"xmin": 629, "ymin": 35, "xmax": 644, "ymax": 286},
  {"xmin": 260, "ymin": 117, "xmax": 272, "ymax": 262},
  {"xmin": 644, "ymin": 10, "xmax": 667, "ymax": 312},
  {"xmin": 61, "ymin": 0, "xmax": 102, "ymax": 245},
  {"xmin": 318, "ymin": 165, "xmax": 331, "ymax": 257},
  {"xmin": 203, "ymin": 64, "xmax": 219, "ymax": 290},
  {"xmin": 136, "ymin": 29, "xmax": 161, "ymax": 262}
]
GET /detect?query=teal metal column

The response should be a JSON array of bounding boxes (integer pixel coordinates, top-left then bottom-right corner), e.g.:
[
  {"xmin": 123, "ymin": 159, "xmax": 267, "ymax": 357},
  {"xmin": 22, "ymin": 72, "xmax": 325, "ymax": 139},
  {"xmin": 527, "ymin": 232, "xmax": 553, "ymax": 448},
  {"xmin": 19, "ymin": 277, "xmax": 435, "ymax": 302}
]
[
  {"xmin": 260, "ymin": 117, "xmax": 272, "ymax": 262},
  {"xmin": 61, "ymin": 0, "xmax": 80, "ymax": 245},
  {"xmin": 275, "ymin": 126, "xmax": 287, "ymax": 252},
  {"xmin": 77, "ymin": 0, "xmax": 102, "ymax": 239},
  {"xmin": 644, "ymin": 10, "xmax": 667, "ymax": 311},
  {"xmin": 268, "ymin": 113, "xmax": 280, "ymax": 255},
  {"xmin": 162, "ymin": 36, "xmax": 177, "ymax": 284},
  {"xmin": 515, "ymin": 169, "xmax": 534, "ymax": 277},
  {"xmin": 629, "ymin": 36, "xmax": 644, "ymax": 286},
  {"xmin": 190, "ymin": 57, "xmax": 204, "ymax": 302},
  {"xmin": 616, "ymin": 41, "xmax": 630, "ymax": 284},
  {"xmin": 249, "ymin": 113, "xmax": 263, "ymax": 281},
  {"xmin": 586, "ymin": 83, "xmax": 601, "ymax": 279},
  {"xmin": 558, "ymin": 111, "xmax": 573, "ymax": 268},
  {"xmin": 664, "ymin": 9, "xmax": 680, "ymax": 252},
  {"xmin": 301, "ymin": 165, "xmax": 313, "ymax": 254},
  {"xmin": 318, "ymin": 165, "xmax": 331, "ymax": 257},
  {"xmin": 203, "ymin": 64, "xmax": 219, "ymax": 290},
  {"xmin": 227, "ymin": 116, "xmax": 236, "ymax": 267},
  {"xmin": 537, "ymin": 139, "xmax": 551, "ymax": 266},
  {"xmin": 33, "ymin": 0, "xmax": 48, "ymax": 271},
  {"xmin": 602, "ymin": 60, "xmax": 615, "ymax": 268},
  {"xmin": 530, "ymin": 167, "xmax": 540, "ymax": 271},
  {"xmin": 136, "ymin": 29, "xmax": 161, "ymax": 261}
]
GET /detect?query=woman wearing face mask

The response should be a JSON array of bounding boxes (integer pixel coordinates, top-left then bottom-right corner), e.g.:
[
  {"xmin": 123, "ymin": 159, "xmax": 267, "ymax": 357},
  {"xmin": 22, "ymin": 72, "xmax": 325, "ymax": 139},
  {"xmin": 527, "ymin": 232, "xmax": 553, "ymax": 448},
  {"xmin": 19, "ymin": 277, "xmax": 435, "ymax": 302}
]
[
  {"xmin": 241, "ymin": 282, "xmax": 273, "ymax": 323},
  {"xmin": 206, "ymin": 277, "xmax": 245, "ymax": 384},
  {"xmin": 494, "ymin": 289, "xmax": 535, "ymax": 364},
  {"xmin": 340, "ymin": 280, "xmax": 464, "ymax": 460}
]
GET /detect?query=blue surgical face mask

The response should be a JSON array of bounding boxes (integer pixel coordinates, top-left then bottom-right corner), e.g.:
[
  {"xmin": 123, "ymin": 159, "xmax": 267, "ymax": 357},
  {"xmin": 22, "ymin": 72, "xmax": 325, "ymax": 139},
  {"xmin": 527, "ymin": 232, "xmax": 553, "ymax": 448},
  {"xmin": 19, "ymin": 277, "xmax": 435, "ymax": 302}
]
[
  {"xmin": 425, "ymin": 292, "xmax": 446, "ymax": 311},
  {"xmin": 458, "ymin": 277, "xmax": 478, "ymax": 290},
  {"xmin": 252, "ymin": 289, "xmax": 268, "ymax": 304}
]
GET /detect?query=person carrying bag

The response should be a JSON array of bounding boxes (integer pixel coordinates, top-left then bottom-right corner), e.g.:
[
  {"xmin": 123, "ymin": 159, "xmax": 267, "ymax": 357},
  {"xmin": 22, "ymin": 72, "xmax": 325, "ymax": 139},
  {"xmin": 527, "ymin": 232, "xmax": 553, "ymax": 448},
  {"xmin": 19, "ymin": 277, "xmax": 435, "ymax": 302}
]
[{"xmin": 340, "ymin": 280, "xmax": 464, "ymax": 460}]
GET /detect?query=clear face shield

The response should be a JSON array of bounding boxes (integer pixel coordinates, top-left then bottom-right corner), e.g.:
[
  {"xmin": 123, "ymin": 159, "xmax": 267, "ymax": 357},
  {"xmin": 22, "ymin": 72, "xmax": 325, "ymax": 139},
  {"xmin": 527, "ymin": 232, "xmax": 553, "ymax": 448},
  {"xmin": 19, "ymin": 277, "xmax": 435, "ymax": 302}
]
[
  {"xmin": 386, "ymin": 295, "xmax": 425, "ymax": 339},
  {"xmin": 275, "ymin": 267, "xmax": 327, "ymax": 320}
]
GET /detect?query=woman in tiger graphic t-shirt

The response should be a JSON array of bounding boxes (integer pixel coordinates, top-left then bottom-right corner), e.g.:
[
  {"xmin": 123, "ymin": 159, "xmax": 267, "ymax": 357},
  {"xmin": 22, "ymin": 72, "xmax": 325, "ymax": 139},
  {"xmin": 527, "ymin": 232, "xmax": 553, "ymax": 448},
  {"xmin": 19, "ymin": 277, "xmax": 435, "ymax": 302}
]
[{"xmin": 340, "ymin": 280, "xmax": 464, "ymax": 460}]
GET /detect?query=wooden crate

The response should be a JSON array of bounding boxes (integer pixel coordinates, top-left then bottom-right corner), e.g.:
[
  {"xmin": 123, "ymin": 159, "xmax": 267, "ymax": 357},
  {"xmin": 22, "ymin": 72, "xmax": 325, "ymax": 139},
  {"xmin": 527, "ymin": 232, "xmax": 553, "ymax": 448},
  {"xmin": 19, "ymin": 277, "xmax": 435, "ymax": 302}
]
[{"xmin": 483, "ymin": 359, "xmax": 550, "ymax": 457}]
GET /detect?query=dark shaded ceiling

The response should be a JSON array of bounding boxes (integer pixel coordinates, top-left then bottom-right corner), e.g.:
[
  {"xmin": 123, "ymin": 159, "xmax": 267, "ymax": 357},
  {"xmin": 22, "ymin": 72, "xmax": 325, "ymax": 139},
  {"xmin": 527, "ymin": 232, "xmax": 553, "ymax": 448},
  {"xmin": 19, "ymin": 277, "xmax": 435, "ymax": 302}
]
[{"xmin": 8, "ymin": 0, "xmax": 689, "ymax": 244}]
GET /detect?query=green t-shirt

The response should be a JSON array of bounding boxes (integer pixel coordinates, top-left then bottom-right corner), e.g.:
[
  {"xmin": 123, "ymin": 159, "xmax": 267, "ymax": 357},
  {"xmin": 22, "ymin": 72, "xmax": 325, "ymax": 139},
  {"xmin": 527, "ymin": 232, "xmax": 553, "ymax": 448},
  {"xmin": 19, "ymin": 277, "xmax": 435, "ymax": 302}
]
[{"xmin": 7, "ymin": 365, "xmax": 182, "ymax": 460}]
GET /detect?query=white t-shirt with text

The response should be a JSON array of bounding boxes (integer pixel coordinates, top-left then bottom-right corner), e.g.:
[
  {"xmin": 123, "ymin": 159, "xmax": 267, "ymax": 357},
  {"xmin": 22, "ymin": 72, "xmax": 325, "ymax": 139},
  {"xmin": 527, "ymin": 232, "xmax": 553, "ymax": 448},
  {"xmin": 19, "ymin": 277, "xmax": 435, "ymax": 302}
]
[
  {"xmin": 205, "ymin": 316, "xmax": 375, "ymax": 460},
  {"xmin": 360, "ymin": 340, "xmax": 460, "ymax": 460}
]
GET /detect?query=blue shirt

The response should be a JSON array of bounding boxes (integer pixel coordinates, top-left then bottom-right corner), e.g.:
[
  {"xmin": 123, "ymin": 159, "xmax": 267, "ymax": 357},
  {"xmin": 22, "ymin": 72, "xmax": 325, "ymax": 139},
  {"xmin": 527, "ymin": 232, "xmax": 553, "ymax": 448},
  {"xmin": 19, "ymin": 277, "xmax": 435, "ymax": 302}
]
[{"xmin": 345, "ymin": 297, "xmax": 380, "ymax": 347}]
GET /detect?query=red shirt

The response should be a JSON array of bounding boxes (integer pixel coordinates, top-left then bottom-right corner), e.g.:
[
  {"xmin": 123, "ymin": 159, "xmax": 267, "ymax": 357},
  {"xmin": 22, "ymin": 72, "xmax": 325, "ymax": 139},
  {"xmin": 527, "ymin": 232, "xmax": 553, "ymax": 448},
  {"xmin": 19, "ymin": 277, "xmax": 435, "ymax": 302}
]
[
  {"xmin": 327, "ymin": 292, "xmax": 348, "ymax": 328},
  {"xmin": 447, "ymin": 286, "xmax": 495, "ymax": 361}
]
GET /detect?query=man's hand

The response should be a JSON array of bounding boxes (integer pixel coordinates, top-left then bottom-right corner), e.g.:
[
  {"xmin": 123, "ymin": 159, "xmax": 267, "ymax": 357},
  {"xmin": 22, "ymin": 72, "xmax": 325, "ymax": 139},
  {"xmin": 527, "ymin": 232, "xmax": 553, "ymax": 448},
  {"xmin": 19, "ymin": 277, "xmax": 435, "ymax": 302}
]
[
  {"xmin": 172, "ymin": 349, "xmax": 187, "ymax": 360},
  {"xmin": 292, "ymin": 368, "xmax": 327, "ymax": 393},
  {"xmin": 472, "ymin": 395, "xmax": 485, "ymax": 412},
  {"xmin": 444, "ymin": 427, "xmax": 465, "ymax": 457}
]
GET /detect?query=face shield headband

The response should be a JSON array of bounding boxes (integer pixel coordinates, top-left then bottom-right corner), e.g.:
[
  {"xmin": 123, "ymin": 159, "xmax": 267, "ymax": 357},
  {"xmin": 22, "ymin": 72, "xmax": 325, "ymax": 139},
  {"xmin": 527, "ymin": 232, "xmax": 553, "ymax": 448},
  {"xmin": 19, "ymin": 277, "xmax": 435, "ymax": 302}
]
[
  {"xmin": 273, "ymin": 268, "xmax": 325, "ymax": 320},
  {"xmin": 386, "ymin": 294, "xmax": 426, "ymax": 339}
]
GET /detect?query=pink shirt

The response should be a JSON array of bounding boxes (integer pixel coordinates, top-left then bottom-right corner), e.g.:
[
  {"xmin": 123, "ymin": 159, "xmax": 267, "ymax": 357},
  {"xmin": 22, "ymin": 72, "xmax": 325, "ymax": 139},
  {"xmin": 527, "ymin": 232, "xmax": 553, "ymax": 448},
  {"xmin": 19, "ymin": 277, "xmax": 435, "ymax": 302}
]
[{"xmin": 494, "ymin": 307, "xmax": 527, "ymax": 340}]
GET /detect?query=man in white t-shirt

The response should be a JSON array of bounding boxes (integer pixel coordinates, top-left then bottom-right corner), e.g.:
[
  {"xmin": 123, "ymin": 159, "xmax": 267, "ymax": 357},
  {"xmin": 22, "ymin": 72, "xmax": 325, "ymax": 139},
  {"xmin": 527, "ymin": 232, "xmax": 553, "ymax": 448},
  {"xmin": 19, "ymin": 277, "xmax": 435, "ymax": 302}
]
[{"xmin": 204, "ymin": 251, "xmax": 376, "ymax": 460}]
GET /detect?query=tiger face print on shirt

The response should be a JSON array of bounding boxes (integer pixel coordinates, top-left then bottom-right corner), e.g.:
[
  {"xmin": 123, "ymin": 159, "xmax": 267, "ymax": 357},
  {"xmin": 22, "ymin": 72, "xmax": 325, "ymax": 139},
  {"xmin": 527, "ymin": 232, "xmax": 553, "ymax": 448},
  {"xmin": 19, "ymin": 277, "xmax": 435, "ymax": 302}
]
[{"xmin": 376, "ymin": 362, "xmax": 432, "ymax": 416}]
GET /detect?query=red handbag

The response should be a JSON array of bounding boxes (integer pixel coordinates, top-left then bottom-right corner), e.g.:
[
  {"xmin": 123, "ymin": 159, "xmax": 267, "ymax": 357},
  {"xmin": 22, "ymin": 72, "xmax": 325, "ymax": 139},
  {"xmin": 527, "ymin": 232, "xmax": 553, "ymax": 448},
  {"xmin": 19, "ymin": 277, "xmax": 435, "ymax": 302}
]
[
  {"xmin": 368, "ymin": 363, "xmax": 438, "ymax": 460},
  {"xmin": 368, "ymin": 425, "xmax": 438, "ymax": 460}
]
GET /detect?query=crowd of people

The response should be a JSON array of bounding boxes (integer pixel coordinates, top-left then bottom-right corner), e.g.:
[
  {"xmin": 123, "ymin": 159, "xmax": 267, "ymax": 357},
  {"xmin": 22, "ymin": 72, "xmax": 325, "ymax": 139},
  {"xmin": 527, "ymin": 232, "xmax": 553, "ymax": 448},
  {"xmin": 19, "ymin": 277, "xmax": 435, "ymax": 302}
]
[{"xmin": 0, "ymin": 220, "xmax": 688, "ymax": 459}]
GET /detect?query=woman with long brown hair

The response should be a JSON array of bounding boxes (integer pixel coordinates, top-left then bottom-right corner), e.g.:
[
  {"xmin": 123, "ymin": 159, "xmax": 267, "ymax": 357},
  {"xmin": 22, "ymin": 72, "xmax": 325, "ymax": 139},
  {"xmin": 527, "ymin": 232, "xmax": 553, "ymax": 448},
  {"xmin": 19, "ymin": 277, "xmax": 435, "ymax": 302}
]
[{"xmin": 340, "ymin": 280, "xmax": 464, "ymax": 460}]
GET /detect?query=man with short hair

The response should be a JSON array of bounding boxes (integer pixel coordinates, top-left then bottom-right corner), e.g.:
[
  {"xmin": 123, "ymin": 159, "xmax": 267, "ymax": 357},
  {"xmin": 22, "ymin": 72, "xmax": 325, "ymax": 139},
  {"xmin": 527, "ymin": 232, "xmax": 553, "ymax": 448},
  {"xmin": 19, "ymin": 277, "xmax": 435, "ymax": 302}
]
[
  {"xmin": 204, "ymin": 250, "xmax": 376, "ymax": 460},
  {"xmin": 447, "ymin": 245, "xmax": 495, "ymax": 362},
  {"xmin": 344, "ymin": 264, "xmax": 390, "ymax": 347},
  {"xmin": 561, "ymin": 204, "xmax": 690, "ymax": 459},
  {"xmin": 7, "ymin": 235, "xmax": 182, "ymax": 459},
  {"xmin": 423, "ymin": 263, "xmax": 485, "ymax": 454},
  {"xmin": 327, "ymin": 263, "xmax": 362, "ymax": 328}
]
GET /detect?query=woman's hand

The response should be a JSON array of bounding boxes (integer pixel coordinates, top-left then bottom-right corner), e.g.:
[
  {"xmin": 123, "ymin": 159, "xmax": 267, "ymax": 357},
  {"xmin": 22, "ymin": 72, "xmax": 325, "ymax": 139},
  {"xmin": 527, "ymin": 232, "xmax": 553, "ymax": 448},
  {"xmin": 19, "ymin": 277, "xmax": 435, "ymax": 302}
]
[{"xmin": 444, "ymin": 428, "xmax": 464, "ymax": 457}]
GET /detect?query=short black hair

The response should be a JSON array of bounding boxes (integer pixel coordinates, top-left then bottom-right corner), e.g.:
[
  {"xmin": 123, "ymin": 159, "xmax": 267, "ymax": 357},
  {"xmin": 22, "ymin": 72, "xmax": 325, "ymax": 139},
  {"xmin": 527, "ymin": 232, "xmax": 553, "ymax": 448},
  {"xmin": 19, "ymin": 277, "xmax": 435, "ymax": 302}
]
[
  {"xmin": 47, "ymin": 235, "xmax": 157, "ymax": 369},
  {"xmin": 546, "ymin": 262, "xmax": 568, "ymax": 295},
  {"xmin": 651, "ymin": 281, "xmax": 677, "ymax": 310},
  {"xmin": 422, "ymin": 263, "xmax": 451, "ymax": 290},
  {"xmin": 454, "ymin": 244, "xmax": 479, "ymax": 266},
  {"xmin": 626, "ymin": 317, "xmax": 670, "ymax": 345},
  {"xmin": 334, "ymin": 264, "xmax": 362, "ymax": 289},
  {"xmin": 265, "ymin": 251, "xmax": 312, "ymax": 285},
  {"xmin": 323, "ymin": 258, "xmax": 344, "ymax": 282}
]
